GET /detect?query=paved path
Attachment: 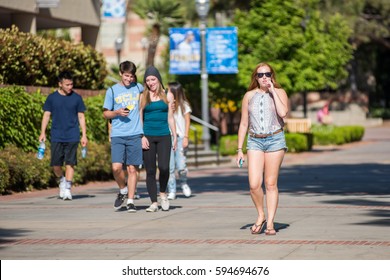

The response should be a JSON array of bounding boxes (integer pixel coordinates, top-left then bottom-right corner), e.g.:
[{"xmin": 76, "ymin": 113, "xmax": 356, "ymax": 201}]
[{"xmin": 1, "ymin": 123, "xmax": 389, "ymax": 260}]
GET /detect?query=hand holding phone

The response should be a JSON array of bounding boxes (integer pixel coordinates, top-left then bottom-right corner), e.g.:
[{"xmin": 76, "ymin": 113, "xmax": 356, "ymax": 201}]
[{"xmin": 239, "ymin": 158, "xmax": 244, "ymax": 168}]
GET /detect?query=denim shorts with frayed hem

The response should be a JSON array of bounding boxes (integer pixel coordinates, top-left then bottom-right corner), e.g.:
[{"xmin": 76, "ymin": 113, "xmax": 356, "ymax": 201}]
[{"xmin": 246, "ymin": 131, "xmax": 288, "ymax": 152}]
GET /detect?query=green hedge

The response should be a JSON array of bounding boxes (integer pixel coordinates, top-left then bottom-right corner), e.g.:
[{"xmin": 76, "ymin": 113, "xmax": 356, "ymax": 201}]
[
  {"xmin": 219, "ymin": 133, "xmax": 313, "ymax": 155},
  {"xmin": 0, "ymin": 143, "xmax": 112, "ymax": 195},
  {"xmin": 285, "ymin": 133, "xmax": 313, "ymax": 152},
  {"xmin": 84, "ymin": 94, "xmax": 110, "ymax": 144},
  {"xmin": 0, "ymin": 25, "xmax": 107, "ymax": 89},
  {"xmin": 311, "ymin": 124, "xmax": 365, "ymax": 145},
  {"xmin": 219, "ymin": 125, "xmax": 364, "ymax": 156},
  {"xmin": 0, "ymin": 145, "xmax": 52, "ymax": 194},
  {"xmin": 0, "ymin": 86, "xmax": 46, "ymax": 152}
]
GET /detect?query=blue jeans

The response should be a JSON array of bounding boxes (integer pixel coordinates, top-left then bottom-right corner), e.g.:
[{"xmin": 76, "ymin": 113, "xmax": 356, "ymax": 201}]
[{"xmin": 168, "ymin": 137, "xmax": 188, "ymax": 194}]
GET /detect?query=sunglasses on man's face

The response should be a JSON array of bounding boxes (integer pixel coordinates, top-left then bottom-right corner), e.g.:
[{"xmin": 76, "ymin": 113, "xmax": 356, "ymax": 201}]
[{"xmin": 257, "ymin": 72, "xmax": 272, "ymax": 78}]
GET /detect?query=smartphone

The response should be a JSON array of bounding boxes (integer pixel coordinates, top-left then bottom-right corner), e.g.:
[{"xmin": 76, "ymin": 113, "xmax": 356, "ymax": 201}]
[
  {"xmin": 124, "ymin": 107, "xmax": 130, "ymax": 112},
  {"xmin": 239, "ymin": 158, "xmax": 244, "ymax": 168}
]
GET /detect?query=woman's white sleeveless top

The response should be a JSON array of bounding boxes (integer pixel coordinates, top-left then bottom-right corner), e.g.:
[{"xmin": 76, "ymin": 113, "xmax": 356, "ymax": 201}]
[{"xmin": 248, "ymin": 92, "xmax": 284, "ymax": 135}]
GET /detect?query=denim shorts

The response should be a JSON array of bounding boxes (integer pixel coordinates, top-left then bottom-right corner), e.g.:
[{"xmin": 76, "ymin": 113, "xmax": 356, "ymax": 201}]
[
  {"xmin": 246, "ymin": 131, "xmax": 288, "ymax": 152},
  {"xmin": 111, "ymin": 135, "xmax": 142, "ymax": 165}
]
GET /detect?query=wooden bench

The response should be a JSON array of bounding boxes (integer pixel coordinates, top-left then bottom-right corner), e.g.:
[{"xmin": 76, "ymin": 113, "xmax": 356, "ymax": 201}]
[{"xmin": 285, "ymin": 118, "xmax": 311, "ymax": 133}]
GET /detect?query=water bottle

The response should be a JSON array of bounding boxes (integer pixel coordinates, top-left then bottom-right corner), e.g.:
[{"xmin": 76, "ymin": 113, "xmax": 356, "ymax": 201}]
[
  {"xmin": 81, "ymin": 146, "xmax": 87, "ymax": 159},
  {"xmin": 37, "ymin": 141, "xmax": 45, "ymax": 160}
]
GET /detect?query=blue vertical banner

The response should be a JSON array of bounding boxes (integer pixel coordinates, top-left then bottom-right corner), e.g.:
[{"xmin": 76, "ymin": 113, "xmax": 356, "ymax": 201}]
[
  {"xmin": 206, "ymin": 27, "xmax": 238, "ymax": 74},
  {"xmin": 169, "ymin": 28, "xmax": 201, "ymax": 75},
  {"xmin": 102, "ymin": 0, "xmax": 126, "ymax": 22}
]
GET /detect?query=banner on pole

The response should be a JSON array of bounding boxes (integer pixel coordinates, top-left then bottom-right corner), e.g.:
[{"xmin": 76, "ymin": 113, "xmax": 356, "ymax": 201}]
[
  {"xmin": 102, "ymin": 0, "xmax": 126, "ymax": 23},
  {"xmin": 169, "ymin": 28, "xmax": 201, "ymax": 75},
  {"xmin": 206, "ymin": 27, "xmax": 238, "ymax": 74}
]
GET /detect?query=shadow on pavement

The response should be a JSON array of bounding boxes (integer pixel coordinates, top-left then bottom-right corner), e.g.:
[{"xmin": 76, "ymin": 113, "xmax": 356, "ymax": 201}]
[{"xmin": 0, "ymin": 228, "xmax": 31, "ymax": 246}]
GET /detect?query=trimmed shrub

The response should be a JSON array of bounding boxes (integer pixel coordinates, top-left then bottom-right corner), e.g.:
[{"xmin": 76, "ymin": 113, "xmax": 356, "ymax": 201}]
[
  {"xmin": 84, "ymin": 94, "xmax": 110, "ymax": 144},
  {"xmin": 189, "ymin": 123, "xmax": 203, "ymax": 145},
  {"xmin": 0, "ymin": 159, "xmax": 10, "ymax": 194},
  {"xmin": 285, "ymin": 133, "xmax": 313, "ymax": 152},
  {"xmin": 74, "ymin": 141, "xmax": 113, "ymax": 184},
  {"xmin": 0, "ymin": 86, "xmax": 46, "ymax": 151},
  {"xmin": 219, "ymin": 134, "xmax": 247, "ymax": 156},
  {"xmin": 0, "ymin": 142, "xmax": 113, "ymax": 194},
  {"xmin": 311, "ymin": 124, "xmax": 365, "ymax": 145},
  {"xmin": 0, "ymin": 145, "xmax": 52, "ymax": 193},
  {"xmin": 0, "ymin": 25, "xmax": 107, "ymax": 89}
]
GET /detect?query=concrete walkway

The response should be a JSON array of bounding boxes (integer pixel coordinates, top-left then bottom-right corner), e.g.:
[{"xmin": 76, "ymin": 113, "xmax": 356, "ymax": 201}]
[{"xmin": 0, "ymin": 123, "xmax": 389, "ymax": 260}]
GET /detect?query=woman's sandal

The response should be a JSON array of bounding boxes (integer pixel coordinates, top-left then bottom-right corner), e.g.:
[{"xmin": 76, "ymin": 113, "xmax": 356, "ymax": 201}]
[
  {"xmin": 250, "ymin": 220, "xmax": 266, "ymax": 234},
  {"xmin": 265, "ymin": 228, "xmax": 276, "ymax": 236}
]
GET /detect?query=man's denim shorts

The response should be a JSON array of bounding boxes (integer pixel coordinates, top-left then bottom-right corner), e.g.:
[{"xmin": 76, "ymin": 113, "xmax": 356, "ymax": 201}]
[
  {"xmin": 111, "ymin": 135, "xmax": 142, "ymax": 165},
  {"xmin": 246, "ymin": 131, "xmax": 288, "ymax": 152}
]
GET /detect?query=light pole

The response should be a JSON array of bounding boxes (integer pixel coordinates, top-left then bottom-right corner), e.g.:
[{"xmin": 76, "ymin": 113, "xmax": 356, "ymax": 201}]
[
  {"xmin": 114, "ymin": 37, "xmax": 124, "ymax": 65},
  {"xmin": 195, "ymin": 0, "xmax": 211, "ymax": 150}
]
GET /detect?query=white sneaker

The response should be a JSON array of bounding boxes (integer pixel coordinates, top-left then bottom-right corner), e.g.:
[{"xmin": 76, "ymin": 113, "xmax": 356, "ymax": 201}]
[
  {"xmin": 167, "ymin": 193, "xmax": 176, "ymax": 200},
  {"xmin": 160, "ymin": 196, "xmax": 170, "ymax": 211},
  {"xmin": 181, "ymin": 183, "xmax": 191, "ymax": 197},
  {"xmin": 63, "ymin": 188, "xmax": 72, "ymax": 201},
  {"xmin": 59, "ymin": 180, "xmax": 66, "ymax": 199},
  {"xmin": 146, "ymin": 204, "xmax": 158, "ymax": 212}
]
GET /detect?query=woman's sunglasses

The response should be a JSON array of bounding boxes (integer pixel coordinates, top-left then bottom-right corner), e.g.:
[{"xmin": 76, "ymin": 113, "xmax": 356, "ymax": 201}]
[{"xmin": 257, "ymin": 72, "xmax": 272, "ymax": 78}]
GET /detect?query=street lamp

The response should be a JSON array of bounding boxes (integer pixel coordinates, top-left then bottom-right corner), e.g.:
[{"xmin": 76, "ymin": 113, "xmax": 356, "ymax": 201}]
[
  {"xmin": 114, "ymin": 37, "xmax": 124, "ymax": 65},
  {"xmin": 195, "ymin": 0, "xmax": 210, "ymax": 151}
]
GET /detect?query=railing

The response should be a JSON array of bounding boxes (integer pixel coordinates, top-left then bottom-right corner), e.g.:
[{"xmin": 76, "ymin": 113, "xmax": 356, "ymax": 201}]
[{"xmin": 190, "ymin": 115, "xmax": 220, "ymax": 167}]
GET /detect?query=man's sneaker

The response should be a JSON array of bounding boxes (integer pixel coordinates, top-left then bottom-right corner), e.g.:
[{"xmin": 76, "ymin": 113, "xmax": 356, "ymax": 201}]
[
  {"xmin": 146, "ymin": 204, "xmax": 158, "ymax": 212},
  {"xmin": 134, "ymin": 192, "xmax": 141, "ymax": 200},
  {"xmin": 63, "ymin": 188, "xmax": 72, "ymax": 201},
  {"xmin": 167, "ymin": 192, "xmax": 176, "ymax": 200},
  {"xmin": 126, "ymin": 203, "xmax": 137, "ymax": 213},
  {"xmin": 182, "ymin": 183, "xmax": 192, "ymax": 197},
  {"xmin": 59, "ymin": 181, "xmax": 66, "ymax": 199},
  {"xmin": 161, "ymin": 196, "xmax": 170, "ymax": 211},
  {"xmin": 114, "ymin": 193, "xmax": 127, "ymax": 210}
]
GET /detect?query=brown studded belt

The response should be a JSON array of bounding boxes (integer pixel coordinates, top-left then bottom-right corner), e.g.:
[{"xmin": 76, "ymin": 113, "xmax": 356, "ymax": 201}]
[{"xmin": 249, "ymin": 128, "xmax": 283, "ymax": 138}]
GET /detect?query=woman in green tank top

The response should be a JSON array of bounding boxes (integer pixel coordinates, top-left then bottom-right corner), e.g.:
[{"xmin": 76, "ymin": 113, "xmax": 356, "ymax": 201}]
[{"xmin": 140, "ymin": 66, "xmax": 177, "ymax": 213}]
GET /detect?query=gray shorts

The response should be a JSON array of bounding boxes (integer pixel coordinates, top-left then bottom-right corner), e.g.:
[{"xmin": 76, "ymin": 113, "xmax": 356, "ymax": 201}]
[
  {"xmin": 111, "ymin": 135, "xmax": 143, "ymax": 166},
  {"xmin": 246, "ymin": 131, "xmax": 288, "ymax": 152}
]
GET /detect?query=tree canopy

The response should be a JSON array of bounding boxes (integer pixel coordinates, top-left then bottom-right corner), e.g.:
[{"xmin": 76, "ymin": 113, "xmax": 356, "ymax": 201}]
[{"xmin": 234, "ymin": 0, "xmax": 353, "ymax": 94}]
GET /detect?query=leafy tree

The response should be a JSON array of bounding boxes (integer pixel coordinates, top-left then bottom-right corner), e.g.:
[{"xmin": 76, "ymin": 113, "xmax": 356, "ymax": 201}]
[
  {"xmin": 319, "ymin": 0, "xmax": 390, "ymax": 108},
  {"xmin": 234, "ymin": 0, "xmax": 353, "ymax": 116},
  {"xmin": 131, "ymin": 0, "xmax": 185, "ymax": 67}
]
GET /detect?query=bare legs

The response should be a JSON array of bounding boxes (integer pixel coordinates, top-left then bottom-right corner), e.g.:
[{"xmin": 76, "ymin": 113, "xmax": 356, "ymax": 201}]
[
  {"xmin": 126, "ymin": 165, "xmax": 138, "ymax": 200},
  {"xmin": 247, "ymin": 149, "xmax": 285, "ymax": 232},
  {"xmin": 112, "ymin": 163, "xmax": 126, "ymax": 189},
  {"xmin": 112, "ymin": 163, "xmax": 138, "ymax": 199},
  {"xmin": 53, "ymin": 165, "xmax": 74, "ymax": 182}
]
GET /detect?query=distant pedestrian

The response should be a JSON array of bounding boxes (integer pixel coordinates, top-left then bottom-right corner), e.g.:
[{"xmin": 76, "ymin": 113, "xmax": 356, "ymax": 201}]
[
  {"xmin": 103, "ymin": 61, "xmax": 143, "ymax": 212},
  {"xmin": 140, "ymin": 66, "xmax": 177, "ymax": 212},
  {"xmin": 317, "ymin": 102, "xmax": 332, "ymax": 125},
  {"xmin": 167, "ymin": 81, "xmax": 192, "ymax": 200},
  {"xmin": 237, "ymin": 62, "xmax": 288, "ymax": 235},
  {"xmin": 39, "ymin": 70, "xmax": 88, "ymax": 201}
]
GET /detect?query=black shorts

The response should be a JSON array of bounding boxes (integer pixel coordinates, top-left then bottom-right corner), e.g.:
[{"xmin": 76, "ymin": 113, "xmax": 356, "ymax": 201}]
[{"xmin": 50, "ymin": 142, "xmax": 79, "ymax": 166}]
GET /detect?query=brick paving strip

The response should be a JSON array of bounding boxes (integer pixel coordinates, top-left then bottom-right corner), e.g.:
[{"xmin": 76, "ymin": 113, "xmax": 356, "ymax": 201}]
[
  {"xmin": 2, "ymin": 201, "xmax": 388, "ymax": 249},
  {"xmin": 3, "ymin": 238, "xmax": 390, "ymax": 246}
]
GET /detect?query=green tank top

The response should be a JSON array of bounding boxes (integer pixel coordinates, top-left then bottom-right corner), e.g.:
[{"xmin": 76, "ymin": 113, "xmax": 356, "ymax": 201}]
[{"xmin": 143, "ymin": 100, "xmax": 170, "ymax": 136}]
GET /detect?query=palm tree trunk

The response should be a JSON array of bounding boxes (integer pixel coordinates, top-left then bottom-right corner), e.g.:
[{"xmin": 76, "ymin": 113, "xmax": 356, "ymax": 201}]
[{"xmin": 146, "ymin": 24, "xmax": 160, "ymax": 67}]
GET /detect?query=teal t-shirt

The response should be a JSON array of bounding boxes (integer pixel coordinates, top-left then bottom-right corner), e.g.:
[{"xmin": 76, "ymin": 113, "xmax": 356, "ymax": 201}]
[{"xmin": 143, "ymin": 100, "xmax": 170, "ymax": 136}]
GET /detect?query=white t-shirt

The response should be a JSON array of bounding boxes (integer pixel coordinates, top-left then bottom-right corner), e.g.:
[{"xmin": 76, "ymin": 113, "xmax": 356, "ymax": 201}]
[{"xmin": 174, "ymin": 102, "xmax": 192, "ymax": 138}]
